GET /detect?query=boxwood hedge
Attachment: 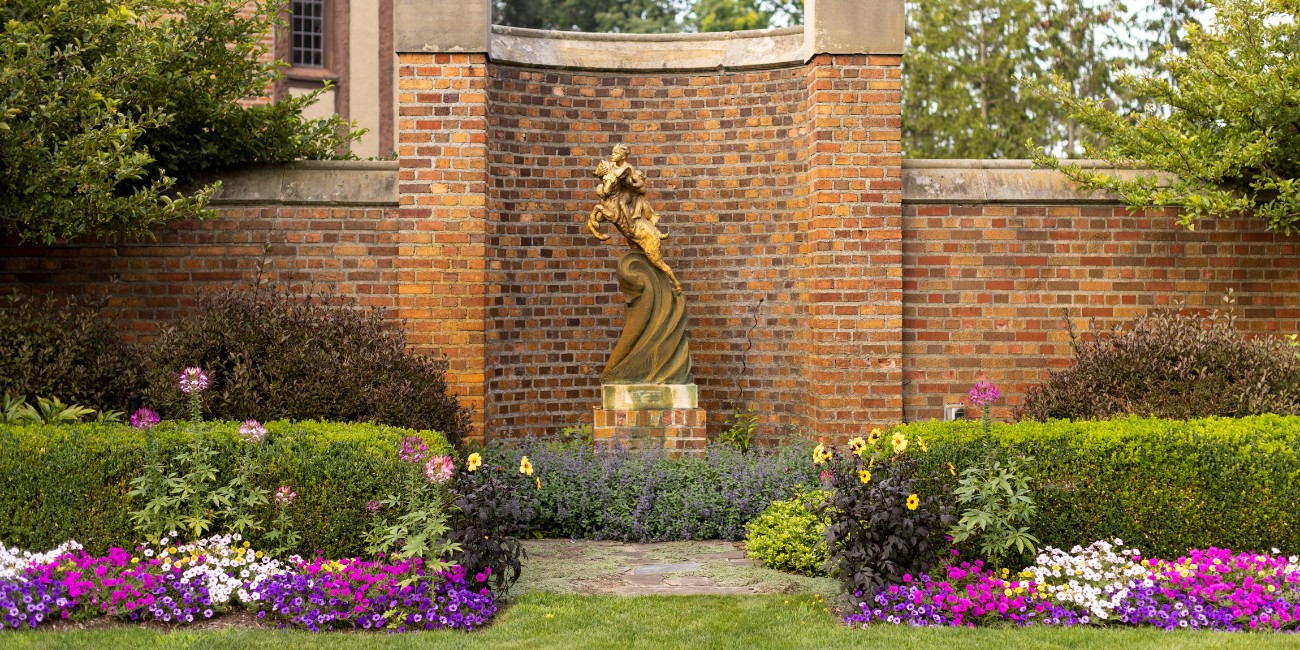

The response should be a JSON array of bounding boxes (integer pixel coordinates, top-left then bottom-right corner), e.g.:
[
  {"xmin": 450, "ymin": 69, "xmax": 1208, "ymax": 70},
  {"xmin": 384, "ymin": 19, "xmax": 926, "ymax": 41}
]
[
  {"xmin": 899, "ymin": 415, "xmax": 1300, "ymax": 559},
  {"xmin": 0, "ymin": 421, "xmax": 451, "ymax": 557}
]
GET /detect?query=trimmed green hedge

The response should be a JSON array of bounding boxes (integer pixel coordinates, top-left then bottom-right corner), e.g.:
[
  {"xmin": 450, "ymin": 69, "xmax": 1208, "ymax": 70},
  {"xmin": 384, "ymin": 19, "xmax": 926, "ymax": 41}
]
[
  {"xmin": 0, "ymin": 421, "xmax": 451, "ymax": 556},
  {"xmin": 899, "ymin": 415, "xmax": 1300, "ymax": 559}
]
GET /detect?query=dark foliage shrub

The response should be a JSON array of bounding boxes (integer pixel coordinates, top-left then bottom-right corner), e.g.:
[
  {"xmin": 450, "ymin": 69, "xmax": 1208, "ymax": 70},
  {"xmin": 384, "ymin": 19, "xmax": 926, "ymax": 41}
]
[
  {"xmin": 0, "ymin": 420, "xmax": 451, "ymax": 556},
  {"xmin": 487, "ymin": 442, "xmax": 820, "ymax": 542},
  {"xmin": 144, "ymin": 285, "xmax": 470, "ymax": 446},
  {"xmin": 901, "ymin": 415, "xmax": 1300, "ymax": 559},
  {"xmin": 1019, "ymin": 307, "xmax": 1300, "ymax": 421},
  {"xmin": 816, "ymin": 446, "xmax": 954, "ymax": 595},
  {"xmin": 0, "ymin": 295, "xmax": 141, "ymax": 412},
  {"xmin": 446, "ymin": 460, "xmax": 536, "ymax": 594}
]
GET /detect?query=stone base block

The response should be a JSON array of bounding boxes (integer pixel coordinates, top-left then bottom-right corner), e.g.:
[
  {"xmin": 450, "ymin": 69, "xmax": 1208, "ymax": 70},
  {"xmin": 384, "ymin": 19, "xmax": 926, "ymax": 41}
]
[
  {"xmin": 592, "ymin": 406, "xmax": 707, "ymax": 456},
  {"xmin": 601, "ymin": 384, "xmax": 698, "ymax": 410}
]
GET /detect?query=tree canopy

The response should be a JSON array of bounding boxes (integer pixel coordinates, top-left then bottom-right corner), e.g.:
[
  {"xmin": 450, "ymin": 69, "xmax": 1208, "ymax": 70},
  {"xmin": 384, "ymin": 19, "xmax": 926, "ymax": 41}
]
[
  {"xmin": 1034, "ymin": 0, "xmax": 1300, "ymax": 233},
  {"xmin": 0, "ymin": 0, "xmax": 356, "ymax": 244}
]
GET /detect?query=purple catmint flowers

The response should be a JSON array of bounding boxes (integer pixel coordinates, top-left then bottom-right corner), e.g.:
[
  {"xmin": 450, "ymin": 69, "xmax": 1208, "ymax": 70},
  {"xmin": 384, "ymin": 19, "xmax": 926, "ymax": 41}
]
[
  {"xmin": 424, "ymin": 455, "xmax": 454, "ymax": 484},
  {"xmin": 238, "ymin": 419, "xmax": 267, "ymax": 443},
  {"xmin": 177, "ymin": 367, "xmax": 210, "ymax": 394},
  {"xmin": 129, "ymin": 408, "xmax": 160, "ymax": 429},
  {"xmin": 968, "ymin": 381, "xmax": 1000, "ymax": 407}
]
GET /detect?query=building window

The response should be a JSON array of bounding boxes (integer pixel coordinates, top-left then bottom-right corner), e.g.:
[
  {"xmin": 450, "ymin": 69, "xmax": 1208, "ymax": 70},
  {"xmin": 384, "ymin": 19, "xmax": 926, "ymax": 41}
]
[{"xmin": 290, "ymin": 0, "xmax": 326, "ymax": 68}]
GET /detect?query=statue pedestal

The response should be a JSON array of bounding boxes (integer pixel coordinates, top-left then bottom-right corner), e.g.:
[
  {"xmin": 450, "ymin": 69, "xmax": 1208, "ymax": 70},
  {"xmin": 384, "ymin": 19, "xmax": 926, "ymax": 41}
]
[{"xmin": 593, "ymin": 384, "xmax": 706, "ymax": 455}]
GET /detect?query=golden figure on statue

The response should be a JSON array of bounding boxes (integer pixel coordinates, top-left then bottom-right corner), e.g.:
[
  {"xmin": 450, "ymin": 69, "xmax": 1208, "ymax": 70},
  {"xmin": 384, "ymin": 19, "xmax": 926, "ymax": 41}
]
[
  {"xmin": 586, "ymin": 144, "xmax": 682, "ymax": 295},
  {"xmin": 584, "ymin": 144, "xmax": 692, "ymax": 386}
]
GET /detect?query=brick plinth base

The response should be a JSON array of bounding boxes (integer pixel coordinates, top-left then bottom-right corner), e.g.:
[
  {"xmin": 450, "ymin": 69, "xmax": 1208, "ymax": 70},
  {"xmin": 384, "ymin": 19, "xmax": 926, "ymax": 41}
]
[{"xmin": 592, "ymin": 407, "xmax": 708, "ymax": 456}]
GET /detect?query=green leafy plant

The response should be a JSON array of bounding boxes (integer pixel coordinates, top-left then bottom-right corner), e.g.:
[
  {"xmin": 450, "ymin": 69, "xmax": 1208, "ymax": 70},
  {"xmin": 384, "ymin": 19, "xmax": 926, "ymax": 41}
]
[
  {"xmin": 0, "ymin": 396, "xmax": 97, "ymax": 425},
  {"xmin": 264, "ymin": 486, "xmax": 302, "ymax": 558},
  {"xmin": 720, "ymin": 411, "xmax": 759, "ymax": 453},
  {"xmin": 744, "ymin": 487, "xmax": 829, "ymax": 576},
  {"xmin": 1034, "ymin": 0, "xmax": 1300, "ymax": 233},
  {"xmin": 558, "ymin": 423, "xmax": 593, "ymax": 445},
  {"xmin": 949, "ymin": 456, "xmax": 1040, "ymax": 567},
  {"xmin": 1018, "ymin": 303, "xmax": 1300, "ymax": 421},
  {"xmin": 814, "ymin": 432, "xmax": 954, "ymax": 594},
  {"xmin": 0, "ymin": 0, "xmax": 359, "ymax": 243},
  {"xmin": 365, "ymin": 440, "xmax": 460, "ymax": 566},
  {"xmin": 144, "ymin": 284, "xmax": 470, "ymax": 447}
]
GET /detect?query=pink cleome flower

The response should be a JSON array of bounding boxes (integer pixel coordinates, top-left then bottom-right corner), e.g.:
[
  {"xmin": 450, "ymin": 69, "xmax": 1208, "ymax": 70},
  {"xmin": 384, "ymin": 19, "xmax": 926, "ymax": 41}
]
[
  {"xmin": 238, "ymin": 419, "xmax": 266, "ymax": 443},
  {"xmin": 177, "ymin": 367, "xmax": 210, "ymax": 394},
  {"xmin": 274, "ymin": 486, "xmax": 297, "ymax": 506},
  {"xmin": 968, "ymin": 380, "xmax": 1000, "ymax": 407},
  {"xmin": 129, "ymin": 408, "xmax": 160, "ymax": 429},
  {"xmin": 424, "ymin": 455, "xmax": 454, "ymax": 484}
]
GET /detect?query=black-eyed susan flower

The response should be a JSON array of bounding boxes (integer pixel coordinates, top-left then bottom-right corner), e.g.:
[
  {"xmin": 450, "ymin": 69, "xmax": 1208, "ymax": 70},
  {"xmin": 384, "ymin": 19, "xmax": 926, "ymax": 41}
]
[
  {"xmin": 906, "ymin": 494, "xmax": 920, "ymax": 510},
  {"xmin": 812, "ymin": 443, "xmax": 832, "ymax": 465},
  {"xmin": 947, "ymin": 462, "xmax": 956, "ymax": 476}
]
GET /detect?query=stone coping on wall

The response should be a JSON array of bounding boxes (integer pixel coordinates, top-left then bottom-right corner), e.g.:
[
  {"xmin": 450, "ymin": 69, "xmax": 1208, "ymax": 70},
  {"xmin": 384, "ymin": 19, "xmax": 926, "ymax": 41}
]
[
  {"xmin": 903, "ymin": 159, "xmax": 1169, "ymax": 205},
  {"xmin": 206, "ymin": 160, "xmax": 399, "ymax": 206},
  {"xmin": 489, "ymin": 25, "xmax": 808, "ymax": 72},
  {"xmin": 202, "ymin": 159, "xmax": 1166, "ymax": 208},
  {"xmin": 394, "ymin": 0, "xmax": 905, "ymax": 64}
]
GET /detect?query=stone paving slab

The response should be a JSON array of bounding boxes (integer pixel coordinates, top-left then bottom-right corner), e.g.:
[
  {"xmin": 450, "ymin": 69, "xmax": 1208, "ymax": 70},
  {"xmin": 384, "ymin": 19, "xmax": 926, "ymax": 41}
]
[{"xmin": 514, "ymin": 539, "xmax": 839, "ymax": 598}]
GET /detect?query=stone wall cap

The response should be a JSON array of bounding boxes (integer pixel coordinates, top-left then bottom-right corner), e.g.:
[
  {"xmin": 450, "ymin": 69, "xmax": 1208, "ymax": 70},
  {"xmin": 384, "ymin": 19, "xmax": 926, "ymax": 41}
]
[
  {"xmin": 206, "ymin": 160, "xmax": 399, "ymax": 206},
  {"xmin": 903, "ymin": 159, "xmax": 1169, "ymax": 205},
  {"xmin": 489, "ymin": 24, "xmax": 808, "ymax": 71}
]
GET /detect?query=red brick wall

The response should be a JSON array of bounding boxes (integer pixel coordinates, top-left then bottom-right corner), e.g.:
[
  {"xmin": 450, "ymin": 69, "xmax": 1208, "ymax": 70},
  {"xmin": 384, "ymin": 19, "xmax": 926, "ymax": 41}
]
[
  {"xmin": 484, "ymin": 62, "xmax": 816, "ymax": 441},
  {"xmin": 902, "ymin": 204, "xmax": 1300, "ymax": 422},
  {"xmin": 0, "ymin": 204, "xmax": 403, "ymax": 341}
]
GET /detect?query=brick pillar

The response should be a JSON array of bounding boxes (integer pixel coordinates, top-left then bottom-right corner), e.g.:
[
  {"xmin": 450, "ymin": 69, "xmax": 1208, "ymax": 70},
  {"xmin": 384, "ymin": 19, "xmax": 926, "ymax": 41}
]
[
  {"xmin": 803, "ymin": 0, "xmax": 905, "ymax": 439},
  {"xmin": 394, "ymin": 0, "xmax": 492, "ymax": 440}
]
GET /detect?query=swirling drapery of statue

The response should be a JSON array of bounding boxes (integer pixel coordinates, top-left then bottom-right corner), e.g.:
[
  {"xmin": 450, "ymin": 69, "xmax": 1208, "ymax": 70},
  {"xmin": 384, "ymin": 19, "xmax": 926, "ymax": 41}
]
[{"xmin": 585, "ymin": 144, "xmax": 692, "ymax": 385}]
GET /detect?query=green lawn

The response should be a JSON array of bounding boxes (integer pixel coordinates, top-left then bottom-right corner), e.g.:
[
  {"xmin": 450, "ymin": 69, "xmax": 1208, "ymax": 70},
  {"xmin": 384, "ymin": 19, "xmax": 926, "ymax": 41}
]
[{"xmin": 2, "ymin": 594, "xmax": 1295, "ymax": 650}]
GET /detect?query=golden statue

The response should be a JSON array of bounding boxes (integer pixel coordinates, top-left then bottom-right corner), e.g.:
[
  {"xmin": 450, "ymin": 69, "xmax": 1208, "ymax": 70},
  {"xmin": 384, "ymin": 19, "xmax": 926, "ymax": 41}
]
[
  {"xmin": 586, "ymin": 144, "xmax": 682, "ymax": 295},
  {"xmin": 585, "ymin": 144, "xmax": 691, "ymax": 385}
]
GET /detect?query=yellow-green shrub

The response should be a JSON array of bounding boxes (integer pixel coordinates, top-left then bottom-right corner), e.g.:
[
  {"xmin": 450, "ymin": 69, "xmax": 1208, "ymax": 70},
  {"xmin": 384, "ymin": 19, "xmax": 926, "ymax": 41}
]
[
  {"xmin": 0, "ymin": 421, "xmax": 451, "ymax": 556},
  {"xmin": 744, "ymin": 489, "xmax": 830, "ymax": 576}
]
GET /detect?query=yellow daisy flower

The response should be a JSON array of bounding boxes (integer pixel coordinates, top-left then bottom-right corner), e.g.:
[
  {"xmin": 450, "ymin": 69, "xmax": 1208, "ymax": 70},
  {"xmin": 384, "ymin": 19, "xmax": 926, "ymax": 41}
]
[
  {"xmin": 859, "ymin": 469, "xmax": 871, "ymax": 484},
  {"xmin": 867, "ymin": 428, "xmax": 883, "ymax": 445},
  {"xmin": 848, "ymin": 437, "xmax": 867, "ymax": 456},
  {"xmin": 467, "ymin": 452, "xmax": 482, "ymax": 472},
  {"xmin": 947, "ymin": 462, "xmax": 956, "ymax": 476},
  {"xmin": 519, "ymin": 456, "xmax": 534, "ymax": 476},
  {"xmin": 891, "ymin": 432, "xmax": 908, "ymax": 454},
  {"xmin": 906, "ymin": 494, "xmax": 920, "ymax": 510}
]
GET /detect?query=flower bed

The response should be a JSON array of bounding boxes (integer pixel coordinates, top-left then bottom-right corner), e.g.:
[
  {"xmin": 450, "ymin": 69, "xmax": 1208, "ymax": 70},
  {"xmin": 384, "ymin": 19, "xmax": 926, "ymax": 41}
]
[
  {"xmin": 0, "ymin": 534, "xmax": 494, "ymax": 632},
  {"xmin": 847, "ymin": 539, "xmax": 1300, "ymax": 632}
]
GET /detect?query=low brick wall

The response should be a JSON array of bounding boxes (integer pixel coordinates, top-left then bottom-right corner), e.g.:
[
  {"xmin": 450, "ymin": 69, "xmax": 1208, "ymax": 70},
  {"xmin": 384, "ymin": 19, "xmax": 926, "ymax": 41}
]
[{"xmin": 900, "ymin": 160, "xmax": 1300, "ymax": 422}]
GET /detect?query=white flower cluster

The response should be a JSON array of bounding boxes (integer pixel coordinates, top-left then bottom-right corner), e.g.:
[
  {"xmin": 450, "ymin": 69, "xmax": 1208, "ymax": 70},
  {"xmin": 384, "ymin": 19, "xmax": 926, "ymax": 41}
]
[
  {"xmin": 1028, "ymin": 538, "xmax": 1147, "ymax": 620},
  {"xmin": 146, "ymin": 533, "xmax": 286, "ymax": 605},
  {"xmin": 0, "ymin": 540, "xmax": 83, "ymax": 580}
]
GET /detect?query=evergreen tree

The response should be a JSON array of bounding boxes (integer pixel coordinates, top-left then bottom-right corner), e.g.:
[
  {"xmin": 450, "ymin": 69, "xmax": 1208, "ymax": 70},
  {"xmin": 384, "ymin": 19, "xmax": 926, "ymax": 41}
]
[{"xmin": 494, "ymin": 0, "xmax": 683, "ymax": 32}]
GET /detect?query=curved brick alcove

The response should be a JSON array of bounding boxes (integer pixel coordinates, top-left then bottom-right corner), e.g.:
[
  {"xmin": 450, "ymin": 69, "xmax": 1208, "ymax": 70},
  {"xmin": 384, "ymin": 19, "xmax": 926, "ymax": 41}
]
[{"xmin": 394, "ymin": 0, "xmax": 906, "ymax": 441}]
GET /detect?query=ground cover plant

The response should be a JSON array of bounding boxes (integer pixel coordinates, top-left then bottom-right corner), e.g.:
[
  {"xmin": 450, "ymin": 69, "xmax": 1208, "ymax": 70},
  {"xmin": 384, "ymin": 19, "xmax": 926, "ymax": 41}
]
[
  {"xmin": 744, "ymin": 488, "xmax": 829, "ymax": 576},
  {"xmin": 0, "ymin": 533, "xmax": 495, "ymax": 632},
  {"xmin": 482, "ymin": 442, "xmax": 819, "ymax": 542}
]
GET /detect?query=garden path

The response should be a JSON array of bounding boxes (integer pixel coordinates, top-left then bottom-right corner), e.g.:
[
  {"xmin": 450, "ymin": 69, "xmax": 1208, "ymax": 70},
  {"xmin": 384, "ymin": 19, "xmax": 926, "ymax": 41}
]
[{"xmin": 514, "ymin": 539, "xmax": 837, "ymax": 598}]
